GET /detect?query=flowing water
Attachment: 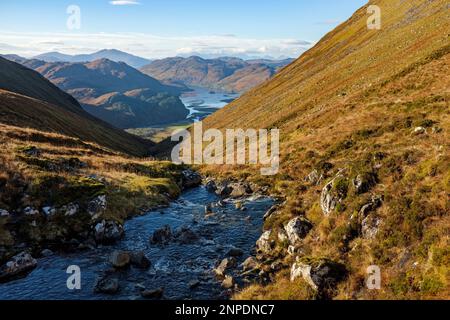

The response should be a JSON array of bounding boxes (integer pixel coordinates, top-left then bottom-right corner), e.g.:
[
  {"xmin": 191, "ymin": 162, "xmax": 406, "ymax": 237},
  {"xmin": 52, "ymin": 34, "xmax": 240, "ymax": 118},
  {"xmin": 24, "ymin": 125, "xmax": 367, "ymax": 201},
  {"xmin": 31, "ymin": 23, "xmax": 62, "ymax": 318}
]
[
  {"xmin": 180, "ymin": 88, "xmax": 239, "ymax": 122},
  {"xmin": 0, "ymin": 186, "xmax": 273, "ymax": 300}
]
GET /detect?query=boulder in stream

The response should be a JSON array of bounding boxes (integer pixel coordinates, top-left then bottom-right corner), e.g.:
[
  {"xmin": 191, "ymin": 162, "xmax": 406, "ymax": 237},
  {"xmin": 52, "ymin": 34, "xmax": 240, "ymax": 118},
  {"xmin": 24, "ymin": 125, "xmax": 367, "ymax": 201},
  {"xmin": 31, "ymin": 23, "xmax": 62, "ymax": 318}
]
[{"xmin": 0, "ymin": 252, "xmax": 37, "ymax": 283}]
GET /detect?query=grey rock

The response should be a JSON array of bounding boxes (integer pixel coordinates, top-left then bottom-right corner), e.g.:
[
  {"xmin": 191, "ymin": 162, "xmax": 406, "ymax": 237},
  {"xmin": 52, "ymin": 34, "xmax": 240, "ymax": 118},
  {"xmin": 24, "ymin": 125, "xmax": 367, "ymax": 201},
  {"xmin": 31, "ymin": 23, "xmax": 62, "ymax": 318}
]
[
  {"xmin": 214, "ymin": 257, "xmax": 237, "ymax": 278},
  {"xmin": 241, "ymin": 257, "xmax": 258, "ymax": 272},
  {"xmin": 87, "ymin": 195, "xmax": 107, "ymax": 218},
  {"xmin": 226, "ymin": 247, "xmax": 244, "ymax": 257},
  {"xmin": 362, "ymin": 215, "xmax": 382, "ymax": 239},
  {"xmin": 130, "ymin": 251, "xmax": 151, "ymax": 269},
  {"xmin": 205, "ymin": 180, "xmax": 217, "ymax": 193},
  {"xmin": 94, "ymin": 276, "xmax": 119, "ymax": 294},
  {"xmin": 182, "ymin": 170, "xmax": 202, "ymax": 189},
  {"xmin": 290, "ymin": 257, "xmax": 347, "ymax": 292},
  {"xmin": 141, "ymin": 288, "xmax": 163, "ymax": 299},
  {"xmin": 94, "ymin": 220, "xmax": 124, "ymax": 244},
  {"xmin": 150, "ymin": 225, "xmax": 172, "ymax": 245},
  {"xmin": 256, "ymin": 230, "xmax": 273, "ymax": 254},
  {"xmin": 284, "ymin": 217, "xmax": 313, "ymax": 245},
  {"xmin": 0, "ymin": 252, "xmax": 37, "ymax": 282},
  {"xmin": 24, "ymin": 207, "xmax": 39, "ymax": 216},
  {"xmin": 110, "ymin": 251, "xmax": 131, "ymax": 268},
  {"xmin": 222, "ymin": 275, "xmax": 234, "ymax": 289},
  {"xmin": 0, "ymin": 209, "xmax": 9, "ymax": 217}
]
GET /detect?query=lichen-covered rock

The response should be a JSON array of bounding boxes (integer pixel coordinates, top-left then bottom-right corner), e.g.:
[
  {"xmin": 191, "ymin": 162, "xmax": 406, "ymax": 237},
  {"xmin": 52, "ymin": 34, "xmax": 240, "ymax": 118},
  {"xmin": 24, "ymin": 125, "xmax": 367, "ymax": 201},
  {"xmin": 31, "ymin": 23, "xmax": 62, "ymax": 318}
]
[
  {"xmin": 0, "ymin": 252, "xmax": 37, "ymax": 282},
  {"xmin": 256, "ymin": 230, "xmax": 273, "ymax": 254},
  {"xmin": 284, "ymin": 217, "xmax": 313, "ymax": 245},
  {"xmin": 305, "ymin": 169, "xmax": 324, "ymax": 185},
  {"xmin": 94, "ymin": 220, "xmax": 124, "ymax": 244},
  {"xmin": 290, "ymin": 257, "xmax": 347, "ymax": 292},
  {"xmin": 362, "ymin": 215, "xmax": 382, "ymax": 239},
  {"xmin": 320, "ymin": 173, "xmax": 347, "ymax": 215},
  {"xmin": 87, "ymin": 195, "xmax": 107, "ymax": 219}
]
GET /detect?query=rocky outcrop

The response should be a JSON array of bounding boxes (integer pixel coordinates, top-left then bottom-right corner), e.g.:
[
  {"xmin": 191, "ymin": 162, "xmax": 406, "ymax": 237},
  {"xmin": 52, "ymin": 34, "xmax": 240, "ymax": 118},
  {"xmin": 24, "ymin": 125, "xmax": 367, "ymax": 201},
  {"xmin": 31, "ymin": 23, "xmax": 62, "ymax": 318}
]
[
  {"xmin": 290, "ymin": 257, "xmax": 347, "ymax": 293},
  {"xmin": 61, "ymin": 203, "xmax": 79, "ymax": 217},
  {"xmin": 362, "ymin": 215, "xmax": 382, "ymax": 239},
  {"xmin": 0, "ymin": 252, "xmax": 37, "ymax": 282},
  {"xmin": 94, "ymin": 220, "xmax": 124, "ymax": 244},
  {"xmin": 320, "ymin": 172, "xmax": 347, "ymax": 216},
  {"xmin": 0, "ymin": 209, "xmax": 9, "ymax": 217},
  {"xmin": 284, "ymin": 217, "xmax": 313, "ymax": 245}
]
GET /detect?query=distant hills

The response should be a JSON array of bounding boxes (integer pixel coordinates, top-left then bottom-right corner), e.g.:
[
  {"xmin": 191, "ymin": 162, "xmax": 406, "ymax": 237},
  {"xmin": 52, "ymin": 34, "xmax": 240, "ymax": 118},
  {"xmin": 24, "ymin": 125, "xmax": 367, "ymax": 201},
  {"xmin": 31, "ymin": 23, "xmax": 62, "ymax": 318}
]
[
  {"xmin": 140, "ymin": 56, "xmax": 294, "ymax": 93},
  {"xmin": 33, "ymin": 49, "xmax": 152, "ymax": 68},
  {"xmin": 11, "ymin": 58, "xmax": 189, "ymax": 129},
  {"xmin": 0, "ymin": 56, "xmax": 153, "ymax": 156}
]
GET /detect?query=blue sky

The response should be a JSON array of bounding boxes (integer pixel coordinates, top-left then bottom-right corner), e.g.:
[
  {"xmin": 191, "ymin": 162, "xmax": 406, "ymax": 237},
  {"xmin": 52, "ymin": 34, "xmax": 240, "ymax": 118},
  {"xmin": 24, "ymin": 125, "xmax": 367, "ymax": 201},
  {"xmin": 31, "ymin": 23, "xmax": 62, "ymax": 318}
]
[{"xmin": 0, "ymin": 0, "xmax": 367, "ymax": 59}]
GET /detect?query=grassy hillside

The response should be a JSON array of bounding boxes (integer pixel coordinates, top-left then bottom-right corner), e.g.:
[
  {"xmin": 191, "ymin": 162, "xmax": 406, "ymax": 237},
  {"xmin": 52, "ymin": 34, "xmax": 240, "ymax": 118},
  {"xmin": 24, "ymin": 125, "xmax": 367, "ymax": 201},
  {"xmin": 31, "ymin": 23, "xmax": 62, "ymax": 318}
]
[
  {"xmin": 0, "ymin": 57, "xmax": 154, "ymax": 156},
  {"xmin": 201, "ymin": 0, "xmax": 449, "ymax": 299},
  {"xmin": 0, "ymin": 123, "xmax": 187, "ymax": 264}
]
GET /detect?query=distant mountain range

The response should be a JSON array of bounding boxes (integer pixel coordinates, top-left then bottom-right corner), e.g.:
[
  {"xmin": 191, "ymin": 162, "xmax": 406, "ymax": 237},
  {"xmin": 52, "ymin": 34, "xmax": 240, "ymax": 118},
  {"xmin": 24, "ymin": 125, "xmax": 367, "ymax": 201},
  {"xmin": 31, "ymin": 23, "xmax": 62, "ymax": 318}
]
[
  {"xmin": 0, "ymin": 56, "xmax": 152, "ymax": 156},
  {"xmin": 33, "ymin": 49, "xmax": 152, "ymax": 69},
  {"xmin": 140, "ymin": 56, "xmax": 294, "ymax": 93},
  {"xmin": 14, "ymin": 58, "xmax": 189, "ymax": 129}
]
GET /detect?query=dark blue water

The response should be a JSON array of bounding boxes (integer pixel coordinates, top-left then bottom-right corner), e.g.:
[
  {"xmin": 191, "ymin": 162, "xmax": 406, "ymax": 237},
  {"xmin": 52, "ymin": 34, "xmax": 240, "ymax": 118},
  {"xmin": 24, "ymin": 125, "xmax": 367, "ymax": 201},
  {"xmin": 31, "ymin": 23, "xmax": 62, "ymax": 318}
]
[{"xmin": 0, "ymin": 187, "xmax": 273, "ymax": 300}]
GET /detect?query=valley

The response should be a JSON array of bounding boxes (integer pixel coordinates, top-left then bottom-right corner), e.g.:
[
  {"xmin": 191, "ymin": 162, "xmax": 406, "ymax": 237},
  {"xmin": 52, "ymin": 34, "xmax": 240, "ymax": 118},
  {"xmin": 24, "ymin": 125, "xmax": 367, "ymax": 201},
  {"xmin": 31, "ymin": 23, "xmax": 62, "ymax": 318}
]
[{"xmin": 0, "ymin": 0, "xmax": 448, "ymax": 303}]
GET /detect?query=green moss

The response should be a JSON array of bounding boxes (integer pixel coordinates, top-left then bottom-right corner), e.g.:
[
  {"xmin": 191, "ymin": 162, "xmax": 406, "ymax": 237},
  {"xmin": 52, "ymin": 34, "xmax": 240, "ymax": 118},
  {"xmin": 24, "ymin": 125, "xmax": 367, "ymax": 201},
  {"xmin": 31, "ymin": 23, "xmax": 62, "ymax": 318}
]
[
  {"xmin": 332, "ymin": 176, "xmax": 349, "ymax": 199},
  {"xmin": 30, "ymin": 174, "xmax": 105, "ymax": 206}
]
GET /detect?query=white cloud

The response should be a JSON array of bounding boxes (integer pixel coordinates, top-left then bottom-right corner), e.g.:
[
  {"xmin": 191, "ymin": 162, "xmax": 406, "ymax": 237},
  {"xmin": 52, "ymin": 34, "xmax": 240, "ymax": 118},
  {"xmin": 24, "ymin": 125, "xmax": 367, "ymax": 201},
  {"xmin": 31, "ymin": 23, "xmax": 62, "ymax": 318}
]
[
  {"xmin": 0, "ymin": 31, "xmax": 312, "ymax": 60},
  {"xmin": 109, "ymin": 1, "xmax": 140, "ymax": 5}
]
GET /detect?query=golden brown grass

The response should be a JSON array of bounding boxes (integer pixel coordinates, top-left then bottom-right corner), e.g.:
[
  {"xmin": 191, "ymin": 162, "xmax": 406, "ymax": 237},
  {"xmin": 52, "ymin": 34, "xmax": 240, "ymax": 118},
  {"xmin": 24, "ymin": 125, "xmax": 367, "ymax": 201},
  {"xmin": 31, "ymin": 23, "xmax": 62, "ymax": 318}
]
[{"xmin": 198, "ymin": 0, "xmax": 450, "ymax": 300}]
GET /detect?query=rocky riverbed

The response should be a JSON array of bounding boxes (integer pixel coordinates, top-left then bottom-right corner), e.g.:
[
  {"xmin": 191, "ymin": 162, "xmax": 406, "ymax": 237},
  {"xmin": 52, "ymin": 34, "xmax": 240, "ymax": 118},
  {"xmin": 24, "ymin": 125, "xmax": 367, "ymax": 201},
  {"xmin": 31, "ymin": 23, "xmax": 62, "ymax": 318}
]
[{"xmin": 0, "ymin": 185, "xmax": 274, "ymax": 300}]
